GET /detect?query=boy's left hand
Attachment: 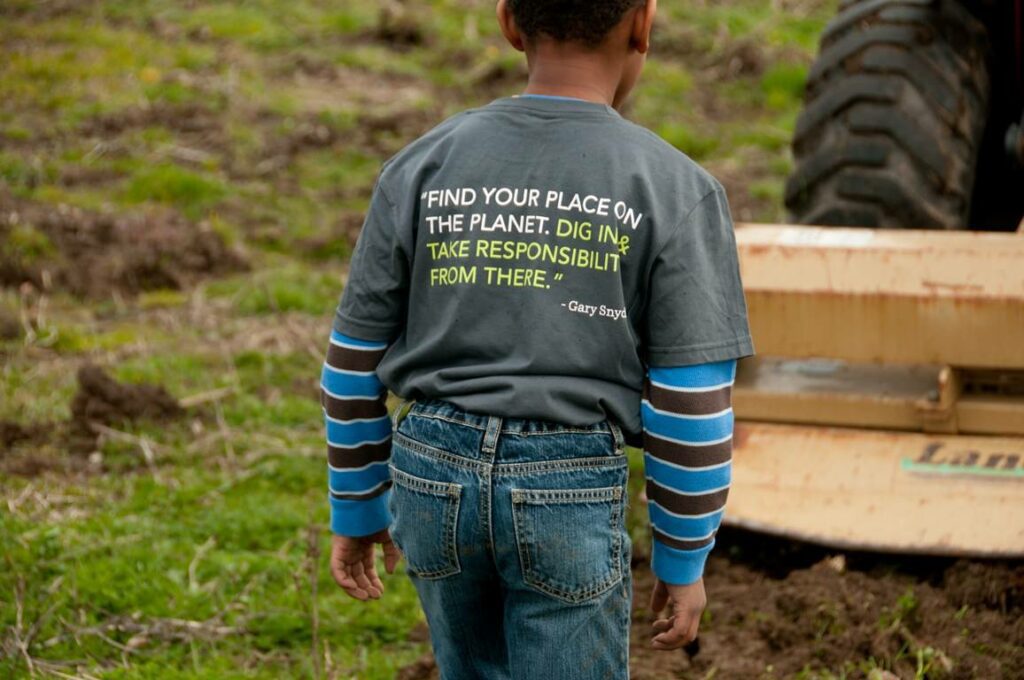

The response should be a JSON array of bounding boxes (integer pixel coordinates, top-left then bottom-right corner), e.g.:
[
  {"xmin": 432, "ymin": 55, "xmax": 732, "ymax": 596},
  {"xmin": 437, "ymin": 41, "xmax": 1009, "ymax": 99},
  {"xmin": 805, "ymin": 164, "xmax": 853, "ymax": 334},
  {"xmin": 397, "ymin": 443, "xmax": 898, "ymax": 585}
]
[{"xmin": 330, "ymin": 529, "xmax": 402, "ymax": 600}]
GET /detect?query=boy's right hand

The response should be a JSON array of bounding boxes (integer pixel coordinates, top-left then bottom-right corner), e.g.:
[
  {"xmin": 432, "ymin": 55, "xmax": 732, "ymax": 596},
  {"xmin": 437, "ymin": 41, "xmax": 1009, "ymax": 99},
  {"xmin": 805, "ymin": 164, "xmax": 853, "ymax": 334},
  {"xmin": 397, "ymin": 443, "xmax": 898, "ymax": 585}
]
[
  {"xmin": 648, "ymin": 576, "xmax": 707, "ymax": 650},
  {"xmin": 330, "ymin": 530, "xmax": 402, "ymax": 601}
]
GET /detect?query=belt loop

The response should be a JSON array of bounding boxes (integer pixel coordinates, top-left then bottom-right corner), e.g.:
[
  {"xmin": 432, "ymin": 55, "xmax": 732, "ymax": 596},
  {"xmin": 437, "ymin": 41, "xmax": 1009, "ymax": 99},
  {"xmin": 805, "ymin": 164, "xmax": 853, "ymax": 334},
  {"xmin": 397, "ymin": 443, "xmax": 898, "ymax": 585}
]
[
  {"xmin": 482, "ymin": 414, "xmax": 502, "ymax": 454},
  {"xmin": 391, "ymin": 397, "xmax": 415, "ymax": 432},
  {"xmin": 608, "ymin": 419, "xmax": 625, "ymax": 456}
]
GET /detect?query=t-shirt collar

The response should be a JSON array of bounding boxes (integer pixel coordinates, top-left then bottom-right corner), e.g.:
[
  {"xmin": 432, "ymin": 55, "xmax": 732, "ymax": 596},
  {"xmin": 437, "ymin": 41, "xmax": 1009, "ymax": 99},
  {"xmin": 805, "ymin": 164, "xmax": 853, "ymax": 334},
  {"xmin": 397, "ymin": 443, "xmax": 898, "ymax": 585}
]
[{"xmin": 488, "ymin": 93, "xmax": 622, "ymax": 118}]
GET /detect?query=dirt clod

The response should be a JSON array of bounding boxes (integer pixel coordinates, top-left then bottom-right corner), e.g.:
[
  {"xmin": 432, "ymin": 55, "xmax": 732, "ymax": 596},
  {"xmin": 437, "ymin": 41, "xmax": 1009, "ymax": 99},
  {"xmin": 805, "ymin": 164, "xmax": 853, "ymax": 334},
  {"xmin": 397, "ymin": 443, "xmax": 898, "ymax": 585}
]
[
  {"xmin": 69, "ymin": 363, "xmax": 184, "ymax": 454},
  {"xmin": 0, "ymin": 194, "xmax": 248, "ymax": 298},
  {"xmin": 0, "ymin": 306, "xmax": 20, "ymax": 340}
]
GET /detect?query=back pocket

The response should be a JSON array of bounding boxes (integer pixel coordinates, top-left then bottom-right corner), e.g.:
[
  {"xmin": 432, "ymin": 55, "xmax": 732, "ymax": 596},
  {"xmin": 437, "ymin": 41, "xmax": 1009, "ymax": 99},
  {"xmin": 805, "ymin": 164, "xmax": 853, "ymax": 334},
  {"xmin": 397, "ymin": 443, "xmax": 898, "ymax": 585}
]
[
  {"xmin": 510, "ymin": 485, "xmax": 624, "ymax": 605},
  {"xmin": 387, "ymin": 465, "xmax": 462, "ymax": 580}
]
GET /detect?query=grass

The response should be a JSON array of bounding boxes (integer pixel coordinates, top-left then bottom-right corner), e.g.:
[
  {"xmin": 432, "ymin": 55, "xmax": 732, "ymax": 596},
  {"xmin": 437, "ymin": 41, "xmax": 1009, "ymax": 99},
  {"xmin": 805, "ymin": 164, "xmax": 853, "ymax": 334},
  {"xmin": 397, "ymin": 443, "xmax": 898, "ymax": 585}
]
[{"xmin": 0, "ymin": 0, "xmax": 842, "ymax": 677}]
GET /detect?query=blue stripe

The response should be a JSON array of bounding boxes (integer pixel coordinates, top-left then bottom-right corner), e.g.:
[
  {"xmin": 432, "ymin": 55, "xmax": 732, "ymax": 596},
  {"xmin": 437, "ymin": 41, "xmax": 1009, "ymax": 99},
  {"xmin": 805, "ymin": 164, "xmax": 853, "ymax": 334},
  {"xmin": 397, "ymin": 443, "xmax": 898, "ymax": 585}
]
[
  {"xmin": 330, "ymin": 490, "xmax": 392, "ymax": 537},
  {"xmin": 325, "ymin": 414, "xmax": 391, "ymax": 447},
  {"xmin": 328, "ymin": 461, "xmax": 390, "ymax": 493},
  {"xmin": 330, "ymin": 329, "xmax": 388, "ymax": 349},
  {"xmin": 320, "ymin": 363, "xmax": 383, "ymax": 399},
  {"xmin": 648, "ymin": 360, "xmax": 736, "ymax": 389},
  {"xmin": 651, "ymin": 537, "xmax": 714, "ymax": 586},
  {"xmin": 647, "ymin": 502, "xmax": 724, "ymax": 539},
  {"xmin": 643, "ymin": 453, "xmax": 731, "ymax": 492},
  {"xmin": 641, "ymin": 401, "xmax": 733, "ymax": 443}
]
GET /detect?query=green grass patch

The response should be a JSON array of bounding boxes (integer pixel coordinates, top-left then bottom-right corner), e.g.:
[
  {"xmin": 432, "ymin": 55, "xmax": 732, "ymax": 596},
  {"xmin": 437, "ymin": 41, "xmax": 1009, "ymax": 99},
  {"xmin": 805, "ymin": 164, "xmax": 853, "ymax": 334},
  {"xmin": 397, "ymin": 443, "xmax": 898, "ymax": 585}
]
[
  {"xmin": 123, "ymin": 163, "xmax": 228, "ymax": 218},
  {"xmin": 204, "ymin": 266, "xmax": 340, "ymax": 317}
]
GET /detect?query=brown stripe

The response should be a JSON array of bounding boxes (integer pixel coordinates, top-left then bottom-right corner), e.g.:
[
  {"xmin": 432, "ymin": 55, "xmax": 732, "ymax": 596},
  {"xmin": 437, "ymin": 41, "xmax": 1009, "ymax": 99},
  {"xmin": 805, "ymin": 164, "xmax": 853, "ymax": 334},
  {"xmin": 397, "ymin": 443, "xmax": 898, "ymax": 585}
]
[
  {"xmin": 328, "ymin": 439, "xmax": 391, "ymax": 469},
  {"xmin": 646, "ymin": 382, "xmax": 732, "ymax": 416},
  {"xmin": 331, "ymin": 479, "xmax": 392, "ymax": 501},
  {"xmin": 652, "ymin": 527, "xmax": 715, "ymax": 552},
  {"xmin": 321, "ymin": 389, "xmax": 386, "ymax": 420},
  {"xmin": 326, "ymin": 343, "xmax": 386, "ymax": 372},
  {"xmin": 645, "ymin": 480, "xmax": 729, "ymax": 516},
  {"xmin": 644, "ymin": 433, "xmax": 732, "ymax": 468}
]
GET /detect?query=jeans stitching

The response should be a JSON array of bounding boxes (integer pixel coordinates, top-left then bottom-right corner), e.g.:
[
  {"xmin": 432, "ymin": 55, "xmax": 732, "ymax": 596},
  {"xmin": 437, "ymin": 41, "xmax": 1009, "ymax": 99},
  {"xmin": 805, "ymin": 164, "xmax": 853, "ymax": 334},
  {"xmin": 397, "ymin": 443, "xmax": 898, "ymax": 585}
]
[
  {"xmin": 407, "ymin": 411, "xmax": 485, "ymax": 430},
  {"xmin": 389, "ymin": 465, "xmax": 462, "ymax": 579},
  {"xmin": 393, "ymin": 431, "xmax": 484, "ymax": 472},
  {"xmin": 410, "ymin": 410, "xmax": 617, "ymax": 438},
  {"xmin": 395, "ymin": 431, "xmax": 628, "ymax": 476},
  {"xmin": 495, "ymin": 456, "xmax": 628, "ymax": 476},
  {"xmin": 510, "ymin": 487, "xmax": 624, "ymax": 605}
]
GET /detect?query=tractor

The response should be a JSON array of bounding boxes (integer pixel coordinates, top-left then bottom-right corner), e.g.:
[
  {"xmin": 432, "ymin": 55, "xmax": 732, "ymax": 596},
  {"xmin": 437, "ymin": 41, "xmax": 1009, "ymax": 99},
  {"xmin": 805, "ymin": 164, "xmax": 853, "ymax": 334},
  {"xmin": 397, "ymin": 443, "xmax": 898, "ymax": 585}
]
[{"xmin": 725, "ymin": 0, "xmax": 1024, "ymax": 557}]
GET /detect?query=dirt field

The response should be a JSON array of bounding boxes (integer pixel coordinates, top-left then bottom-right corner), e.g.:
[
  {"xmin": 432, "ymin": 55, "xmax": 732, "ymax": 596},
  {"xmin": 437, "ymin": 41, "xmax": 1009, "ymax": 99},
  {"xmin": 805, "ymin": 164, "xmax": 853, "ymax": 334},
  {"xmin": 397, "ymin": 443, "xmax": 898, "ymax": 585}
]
[{"xmin": 391, "ymin": 528, "xmax": 1023, "ymax": 680}]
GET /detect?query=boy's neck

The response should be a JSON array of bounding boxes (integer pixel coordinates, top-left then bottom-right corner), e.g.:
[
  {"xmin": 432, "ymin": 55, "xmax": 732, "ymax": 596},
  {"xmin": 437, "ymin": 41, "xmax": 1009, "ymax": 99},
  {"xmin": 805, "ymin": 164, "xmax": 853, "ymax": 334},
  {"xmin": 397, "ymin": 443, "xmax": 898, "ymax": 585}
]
[{"xmin": 521, "ymin": 42, "xmax": 623, "ymax": 107}]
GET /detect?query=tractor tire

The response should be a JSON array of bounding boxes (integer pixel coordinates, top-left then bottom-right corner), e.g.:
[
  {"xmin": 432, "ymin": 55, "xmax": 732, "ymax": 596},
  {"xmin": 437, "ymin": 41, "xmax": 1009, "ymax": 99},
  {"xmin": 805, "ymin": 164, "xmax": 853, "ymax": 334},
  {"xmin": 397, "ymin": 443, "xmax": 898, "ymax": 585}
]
[{"xmin": 785, "ymin": 0, "xmax": 992, "ymax": 229}]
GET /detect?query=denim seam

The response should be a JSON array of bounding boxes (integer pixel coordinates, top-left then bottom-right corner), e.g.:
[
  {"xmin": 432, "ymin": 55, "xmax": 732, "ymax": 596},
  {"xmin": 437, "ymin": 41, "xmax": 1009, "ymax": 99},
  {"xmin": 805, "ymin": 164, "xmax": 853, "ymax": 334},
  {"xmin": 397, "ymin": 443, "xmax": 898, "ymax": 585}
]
[
  {"xmin": 510, "ymin": 487, "xmax": 624, "ymax": 604},
  {"xmin": 393, "ymin": 431, "xmax": 486, "ymax": 473},
  {"xmin": 408, "ymin": 411, "xmax": 486, "ymax": 431},
  {"xmin": 411, "ymin": 410, "xmax": 616, "ymax": 437},
  {"xmin": 389, "ymin": 465, "xmax": 462, "ymax": 579},
  {"xmin": 494, "ymin": 456, "xmax": 628, "ymax": 476},
  {"xmin": 510, "ymin": 428, "xmax": 613, "ymax": 436}
]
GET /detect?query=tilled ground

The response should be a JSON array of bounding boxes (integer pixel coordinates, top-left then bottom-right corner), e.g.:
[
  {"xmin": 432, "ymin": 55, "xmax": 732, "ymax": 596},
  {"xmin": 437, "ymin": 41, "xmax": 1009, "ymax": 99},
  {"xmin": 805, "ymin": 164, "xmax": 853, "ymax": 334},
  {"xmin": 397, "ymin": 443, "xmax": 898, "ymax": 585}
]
[{"xmin": 396, "ymin": 529, "xmax": 1023, "ymax": 680}]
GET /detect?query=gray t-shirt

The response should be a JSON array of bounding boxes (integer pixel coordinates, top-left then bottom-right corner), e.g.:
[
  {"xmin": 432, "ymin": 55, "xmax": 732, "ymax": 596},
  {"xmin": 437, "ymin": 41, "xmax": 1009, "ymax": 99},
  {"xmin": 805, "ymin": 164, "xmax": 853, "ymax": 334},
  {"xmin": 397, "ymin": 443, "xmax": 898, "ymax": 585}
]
[{"xmin": 333, "ymin": 95, "xmax": 754, "ymax": 444}]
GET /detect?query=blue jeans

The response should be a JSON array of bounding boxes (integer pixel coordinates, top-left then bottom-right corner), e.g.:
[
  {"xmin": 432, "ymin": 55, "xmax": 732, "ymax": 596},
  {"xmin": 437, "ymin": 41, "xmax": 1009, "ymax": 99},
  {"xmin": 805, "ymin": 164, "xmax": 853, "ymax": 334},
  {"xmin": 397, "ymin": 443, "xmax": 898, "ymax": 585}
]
[{"xmin": 387, "ymin": 397, "xmax": 633, "ymax": 680}]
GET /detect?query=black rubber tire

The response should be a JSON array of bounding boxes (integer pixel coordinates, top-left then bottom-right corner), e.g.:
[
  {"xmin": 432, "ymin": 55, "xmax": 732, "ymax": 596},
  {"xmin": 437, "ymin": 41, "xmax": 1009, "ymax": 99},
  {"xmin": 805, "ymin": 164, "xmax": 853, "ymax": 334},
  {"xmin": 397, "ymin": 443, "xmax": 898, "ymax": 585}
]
[{"xmin": 785, "ymin": 0, "xmax": 992, "ymax": 230}]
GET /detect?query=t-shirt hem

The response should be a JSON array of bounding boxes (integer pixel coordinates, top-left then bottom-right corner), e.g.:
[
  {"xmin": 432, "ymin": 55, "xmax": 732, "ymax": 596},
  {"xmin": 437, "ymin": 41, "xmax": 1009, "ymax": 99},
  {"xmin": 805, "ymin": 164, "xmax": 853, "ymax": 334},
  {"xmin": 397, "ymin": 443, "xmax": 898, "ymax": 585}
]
[
  {"xmin": 332, "ymin": 309, "xmax": 399, "ymax": 343},
  {"xmin": 646, "ymin": 335, "xmax": 755, "ymax": 367}
]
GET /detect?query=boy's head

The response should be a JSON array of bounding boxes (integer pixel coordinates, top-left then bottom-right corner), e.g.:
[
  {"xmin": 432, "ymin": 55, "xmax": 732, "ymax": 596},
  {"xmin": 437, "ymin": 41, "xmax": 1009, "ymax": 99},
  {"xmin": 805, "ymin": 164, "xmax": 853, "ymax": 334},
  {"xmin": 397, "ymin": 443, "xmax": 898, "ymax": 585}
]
[
  {"xmin": 496, "ymin": 0, "xmax": 657, "ymax": 109},
  {"xmin": 507, "ymin": 0, "xmax": 645, "ymax": 47}
]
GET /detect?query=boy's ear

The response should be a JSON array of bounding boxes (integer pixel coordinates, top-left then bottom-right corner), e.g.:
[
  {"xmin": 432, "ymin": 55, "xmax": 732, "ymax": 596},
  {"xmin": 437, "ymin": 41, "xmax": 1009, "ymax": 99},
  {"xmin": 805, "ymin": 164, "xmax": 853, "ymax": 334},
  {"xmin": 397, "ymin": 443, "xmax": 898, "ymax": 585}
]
[
  {"xmin": 496, "ymin": 0, "xmax": 525, "ymax": 52},
  {"xmin": 631, "ymin": 0, "xmax": 657, "ymax": 54}
]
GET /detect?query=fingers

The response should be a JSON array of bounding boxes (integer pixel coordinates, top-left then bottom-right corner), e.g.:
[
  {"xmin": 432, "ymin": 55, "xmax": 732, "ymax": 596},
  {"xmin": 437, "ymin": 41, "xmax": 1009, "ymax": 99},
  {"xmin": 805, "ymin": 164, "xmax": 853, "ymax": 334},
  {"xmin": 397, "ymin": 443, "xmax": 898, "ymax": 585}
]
[
  {"xmin": 331, "ymin": 556, "xmax": 370, "ymax": 601},
  {"xmin": 382, "ymin": 535, "xmax": 402, "ymax": 574},
  {"xmin": 650, "ymin": 611, "xmax": 697, "ymax": 650},
  {"xmin": 649, "ymin": 578, "xmax": 668, "ymax": 614},
  {"xmin": 330, "ymin": 539, "xmax": 383, "ymax": 601},
  {"xmin": 364, "ymin": 548, "xmax": 385, "ymax": 595},
  {"xmin": 350, "ymin": 555, "xmax": 382, "ymax": 599}
]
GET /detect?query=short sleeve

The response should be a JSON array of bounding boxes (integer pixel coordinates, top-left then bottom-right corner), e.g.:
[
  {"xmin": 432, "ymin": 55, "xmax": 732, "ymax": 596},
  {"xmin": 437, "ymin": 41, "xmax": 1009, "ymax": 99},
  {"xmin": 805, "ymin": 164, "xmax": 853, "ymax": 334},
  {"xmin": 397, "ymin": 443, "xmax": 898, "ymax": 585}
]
[
  {"xmin": 332, "ymin": 177, "xmax": 409, "ymax": 343},
  {"xmin": 641, "ymin": 187, "xmax": 754, "ymax": 366}
]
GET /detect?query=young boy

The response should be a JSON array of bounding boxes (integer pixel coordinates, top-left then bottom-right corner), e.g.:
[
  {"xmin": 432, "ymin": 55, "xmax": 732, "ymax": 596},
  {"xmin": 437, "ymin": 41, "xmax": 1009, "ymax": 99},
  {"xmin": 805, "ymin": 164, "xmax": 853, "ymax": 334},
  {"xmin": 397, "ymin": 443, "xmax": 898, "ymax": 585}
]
[{"xmin": 321, "ymin": 0, "xmax": 753, "ymax": 677}]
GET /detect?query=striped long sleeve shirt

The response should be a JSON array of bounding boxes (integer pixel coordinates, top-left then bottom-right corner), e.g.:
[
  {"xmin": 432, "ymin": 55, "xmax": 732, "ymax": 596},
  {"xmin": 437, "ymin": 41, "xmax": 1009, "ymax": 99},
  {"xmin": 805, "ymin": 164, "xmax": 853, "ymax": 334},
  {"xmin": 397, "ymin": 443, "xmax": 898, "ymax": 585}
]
[
  {"xmin": 320, "ymin": 329, "xmax": 394, "ymax": 537},
  {"xmin": 641, "ymin": 359, "xmax": 736, "ymax": 585},
  {"xmin": 321, "ymin": 329, "xmax": 736, "ymax": 587}
]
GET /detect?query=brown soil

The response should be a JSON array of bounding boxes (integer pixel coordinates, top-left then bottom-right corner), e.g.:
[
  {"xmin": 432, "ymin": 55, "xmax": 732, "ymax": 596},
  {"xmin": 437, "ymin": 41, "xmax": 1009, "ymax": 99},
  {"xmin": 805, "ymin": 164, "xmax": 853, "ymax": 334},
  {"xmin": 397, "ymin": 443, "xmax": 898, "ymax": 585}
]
[
  {"xmin": 0, "ymin": 419, "xmax": 49, "ymax": 452},
  {"xmin": 0, "ymin": 305, "xmax": 20, "ymax": 340},
  {"xmin": 68, "ymin": 363, "xmax": 184, "ymax": 454},
  {"xmin": 0, "ymin": 418, "xmax": 71, "ymax": 476},
  {"xmin": 395, "ymin": 528, "xmax": 1024, "ymax": 680},
  {"xmin": 0, "ymin": 193, "xmax": 248, "ymax": 298}
]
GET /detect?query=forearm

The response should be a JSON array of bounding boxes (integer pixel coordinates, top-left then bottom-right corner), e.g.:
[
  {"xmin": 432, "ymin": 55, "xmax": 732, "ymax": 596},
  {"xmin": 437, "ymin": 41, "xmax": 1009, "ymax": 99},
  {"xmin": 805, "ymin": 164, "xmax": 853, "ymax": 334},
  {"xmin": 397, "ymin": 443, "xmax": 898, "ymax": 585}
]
[
  {"xmin": 320, "ymin": 329, "xmax": 393, "ymax": 537},
  {"xmin": 640, "ymin": 359, "xmax": 736, "ymax": 585}
]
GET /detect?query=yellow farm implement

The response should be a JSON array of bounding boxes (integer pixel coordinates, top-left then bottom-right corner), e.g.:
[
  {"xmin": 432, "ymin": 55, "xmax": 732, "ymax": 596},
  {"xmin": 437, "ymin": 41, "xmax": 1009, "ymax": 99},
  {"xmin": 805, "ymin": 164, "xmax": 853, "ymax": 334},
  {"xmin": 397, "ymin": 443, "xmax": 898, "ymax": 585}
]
[{"xmin": 728, "ymin": 224, "xmax": 1024, "ymax": 556}]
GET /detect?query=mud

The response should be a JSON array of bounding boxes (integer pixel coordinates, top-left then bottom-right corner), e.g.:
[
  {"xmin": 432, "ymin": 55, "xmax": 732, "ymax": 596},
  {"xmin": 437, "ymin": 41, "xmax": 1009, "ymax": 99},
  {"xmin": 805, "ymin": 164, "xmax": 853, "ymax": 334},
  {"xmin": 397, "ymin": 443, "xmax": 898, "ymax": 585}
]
[
  {"xmin": 0, "ymin": 418, "xmax": 70, "ymax": 476},
  {"xmin": 68, "ymin": 363, "xmax": 184, "ymax": 454},
  {"xmin": 395, "ymin": 528, "xmax": 1023, "ymax": 679},
  {"xmin": 0, "ymin": 306, "xmax": 20, "ymax": 340},
  {"xmin": 0, "ymin": 194, "xmax": 248, "ymax": 298},
  {"xmin": 0, "ymin": 419, "xmax": 49, "ymax": 452},
  {"xmin": 374, "ymin": 5, "xmax": 427, "ymax": 48},
  {"xmin": 81, "ymin": 101, "xmax": 224, "ymax": 138}
]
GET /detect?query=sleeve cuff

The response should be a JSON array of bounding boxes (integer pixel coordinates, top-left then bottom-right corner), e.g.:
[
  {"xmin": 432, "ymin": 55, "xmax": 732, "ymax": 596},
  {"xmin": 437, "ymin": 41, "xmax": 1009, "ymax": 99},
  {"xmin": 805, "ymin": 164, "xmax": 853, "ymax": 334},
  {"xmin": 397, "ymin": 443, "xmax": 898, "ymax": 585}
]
[
  {"xmin": 646, "ymin": 335, "xmax": 755, "ymax": 367},
  {"xmin": 332, "ymin": 309, "xmax": 399, "ymax": 343},
  {"xmin": 330, "ymin": 489, "xmax": 393, "ymax": 537},
  {"xmin": 650, "ymin": 536, "xmax": 715, "ymax": 585}
]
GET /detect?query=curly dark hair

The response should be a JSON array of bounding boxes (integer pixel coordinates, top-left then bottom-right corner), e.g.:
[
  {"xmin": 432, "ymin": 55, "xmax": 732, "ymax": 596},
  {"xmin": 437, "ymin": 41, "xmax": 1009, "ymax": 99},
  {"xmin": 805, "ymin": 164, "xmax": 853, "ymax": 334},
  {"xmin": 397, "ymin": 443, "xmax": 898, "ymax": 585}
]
[{"xmin": 508, "ymin": 0, "xmax": 645, "ymax": 47}]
